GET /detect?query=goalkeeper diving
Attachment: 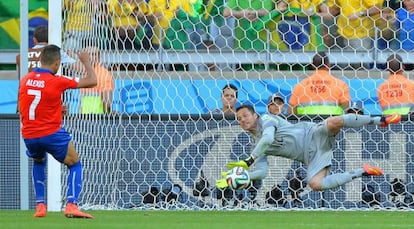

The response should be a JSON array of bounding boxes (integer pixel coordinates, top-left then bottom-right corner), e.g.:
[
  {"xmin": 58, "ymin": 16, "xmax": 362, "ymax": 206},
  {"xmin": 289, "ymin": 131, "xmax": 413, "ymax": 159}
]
[{"xmin": 216, "ymin": 104, "xmax": 401, "ymax": 191}]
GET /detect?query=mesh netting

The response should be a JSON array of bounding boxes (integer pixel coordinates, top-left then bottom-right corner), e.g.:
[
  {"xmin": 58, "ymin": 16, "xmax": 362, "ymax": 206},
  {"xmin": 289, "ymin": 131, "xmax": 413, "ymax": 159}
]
[{"xmin": 55, "ymin": 0, "xmax": 414, "ymax": 210}]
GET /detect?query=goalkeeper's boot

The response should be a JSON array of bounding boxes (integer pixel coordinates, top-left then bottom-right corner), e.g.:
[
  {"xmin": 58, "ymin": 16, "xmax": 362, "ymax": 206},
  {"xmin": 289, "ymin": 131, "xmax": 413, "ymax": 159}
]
[
  {"xmin": 381, "ymin": 114, "xmax": 401, "ymax": 127},
  {"xmin": 33, "ymin": 203, "xmax": 47, "ymax": 218},
  {"xmin": 362, "ymin": 164, "xmax": 383, "ymax": 176},
  {"xmin": 64, "ymin": 203, "xmax": 94, "ymax": 219}
]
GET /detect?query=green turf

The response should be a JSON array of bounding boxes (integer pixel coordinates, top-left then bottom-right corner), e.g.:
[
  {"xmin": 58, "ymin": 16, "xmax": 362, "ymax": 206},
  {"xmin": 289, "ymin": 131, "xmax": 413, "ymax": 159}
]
[{"xmin": 1, "ymin": 210, "xmax": 414, "ymax": 229}]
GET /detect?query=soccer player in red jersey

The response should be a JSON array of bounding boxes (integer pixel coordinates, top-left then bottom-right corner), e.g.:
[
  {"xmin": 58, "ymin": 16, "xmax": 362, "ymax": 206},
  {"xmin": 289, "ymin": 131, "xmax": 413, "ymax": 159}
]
[{"xmin": 19, "ymin": 45, "xmax": 97, "ymax": 218}]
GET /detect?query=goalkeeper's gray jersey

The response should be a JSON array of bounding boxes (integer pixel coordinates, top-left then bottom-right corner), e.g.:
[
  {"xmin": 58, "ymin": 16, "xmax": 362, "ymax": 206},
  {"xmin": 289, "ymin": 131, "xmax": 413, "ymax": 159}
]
[{"xmin": 254, "ymin": 114, "xmax": 318, "ymax": 165}]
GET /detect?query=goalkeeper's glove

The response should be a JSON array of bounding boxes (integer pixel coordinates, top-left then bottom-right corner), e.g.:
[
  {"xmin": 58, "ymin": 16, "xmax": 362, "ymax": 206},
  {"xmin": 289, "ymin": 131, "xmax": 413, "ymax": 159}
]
[
  {"xmin": 227, "ymin": 156, "xmax": 255, "ymax": 170},
  {"xmin": 215, "ymin": 178, "xmax": 229, "ymax": 189},
  {"xmin": 215, "ymin": 171, "xmax": 230, "ymax": 188}
]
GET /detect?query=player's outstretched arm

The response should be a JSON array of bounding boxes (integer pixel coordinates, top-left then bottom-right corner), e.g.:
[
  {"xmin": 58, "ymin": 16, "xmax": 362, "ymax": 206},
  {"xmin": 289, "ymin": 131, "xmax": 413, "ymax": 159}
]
[
  {"xmin": 227, "ymin": 126, "xmax": 275, "ymax": 169},
  {"xmin": 76, "ymin": 51, "xmax": 97, "ymax": 88}
]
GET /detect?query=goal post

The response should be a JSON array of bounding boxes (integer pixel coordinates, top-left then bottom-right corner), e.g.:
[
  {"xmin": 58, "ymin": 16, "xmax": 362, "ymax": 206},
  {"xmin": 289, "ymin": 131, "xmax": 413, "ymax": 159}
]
[
  {"xmin": 44, "ymin": 0, "xmax": 63, "ymax": 212},
  {"xmin": 19, "ymin": 0, "xmax": 29, "ymax": 211}
]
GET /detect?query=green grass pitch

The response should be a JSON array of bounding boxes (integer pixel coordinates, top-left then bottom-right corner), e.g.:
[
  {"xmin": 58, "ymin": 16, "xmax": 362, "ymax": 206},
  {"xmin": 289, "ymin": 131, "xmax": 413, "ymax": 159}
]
[{"xmin": 1, "ymin": 210, "xmax": 414, "ymax": 229}]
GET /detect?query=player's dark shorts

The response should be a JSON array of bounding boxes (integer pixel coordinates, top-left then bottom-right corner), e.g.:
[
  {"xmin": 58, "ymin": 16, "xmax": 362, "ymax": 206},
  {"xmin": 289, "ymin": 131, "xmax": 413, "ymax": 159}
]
[{"xmin": 24, "ymin": 128, "xmax": 71, "ymax": 163}]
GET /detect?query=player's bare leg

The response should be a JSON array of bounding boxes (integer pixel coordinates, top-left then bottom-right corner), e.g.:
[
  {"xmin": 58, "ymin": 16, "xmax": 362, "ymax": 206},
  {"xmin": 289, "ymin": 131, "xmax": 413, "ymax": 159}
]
[
  {"xmin": 308, "ymin": 167, "xmax": 329, "ymax": 191},
  {"xmin": 63, "ymin": 142, "xmax": 79, "ymax": 166}
]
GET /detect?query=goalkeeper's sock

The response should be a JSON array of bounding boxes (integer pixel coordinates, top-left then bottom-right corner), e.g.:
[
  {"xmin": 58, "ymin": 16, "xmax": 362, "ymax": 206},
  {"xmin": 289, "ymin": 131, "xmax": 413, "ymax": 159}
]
[
  {"xmin": 33, "ymin": 160, "xmax": 46, "ymax": 203},
  {"xmin": 321, "ymin": 169, "xmax": 364, "ymax": 190},
  {"xmin": 342, "ymin": 114, "xmax": 382, "ymax": 127},
  {"xmin": 67, "ymin": 161, "xmax": 82, "ymax": 204}
]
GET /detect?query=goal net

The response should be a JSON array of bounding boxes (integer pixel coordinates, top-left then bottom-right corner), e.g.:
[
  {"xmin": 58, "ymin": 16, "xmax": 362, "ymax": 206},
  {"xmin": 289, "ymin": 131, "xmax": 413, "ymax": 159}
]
[{"xmin": 54, "ymin": 0, "xmax": 414, "ymax": 210}]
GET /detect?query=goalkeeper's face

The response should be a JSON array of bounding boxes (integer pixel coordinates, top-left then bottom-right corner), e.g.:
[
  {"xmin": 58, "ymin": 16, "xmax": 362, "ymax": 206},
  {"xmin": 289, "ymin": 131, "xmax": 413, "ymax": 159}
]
[{"xmin": 236, "ymin": 107, "xmax": 258, "ymax": 132}]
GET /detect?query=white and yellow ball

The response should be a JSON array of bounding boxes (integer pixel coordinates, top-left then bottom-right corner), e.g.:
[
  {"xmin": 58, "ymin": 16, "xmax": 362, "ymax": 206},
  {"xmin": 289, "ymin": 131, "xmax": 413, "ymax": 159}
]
[{"xmin": 226, "ymin": 166, "xmax": 250, "ymax": 190}]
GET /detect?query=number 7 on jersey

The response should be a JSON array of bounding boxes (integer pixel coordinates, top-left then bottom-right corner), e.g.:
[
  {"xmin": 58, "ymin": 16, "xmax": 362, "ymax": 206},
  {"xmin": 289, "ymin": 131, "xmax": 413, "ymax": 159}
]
[{"xmin": 27, "ymin": 89, "xmax": 41, "ymax": 120}]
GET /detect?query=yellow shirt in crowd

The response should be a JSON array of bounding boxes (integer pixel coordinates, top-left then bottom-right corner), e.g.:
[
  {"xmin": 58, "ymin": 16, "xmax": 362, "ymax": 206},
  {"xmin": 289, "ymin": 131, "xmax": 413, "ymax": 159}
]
[
  {"xmin": 64, "ymin": 0, "xmax": 93, "ymax": 32},
  {"xmin": 284, "ymin": 0, "xmax": 325, "ymax": 14},
  {"xmin": 327, "ymin": 0, "xmax": 383, "ymax": 39},
  {"xmin": 107, "ymin": 0, "xmax": 146, "ymax": 28}
]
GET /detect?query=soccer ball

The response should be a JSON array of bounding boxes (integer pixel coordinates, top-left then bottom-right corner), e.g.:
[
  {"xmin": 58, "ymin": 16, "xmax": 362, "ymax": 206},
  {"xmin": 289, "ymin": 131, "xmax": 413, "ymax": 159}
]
[{"xmin": 226, "ymin": 166, "xmax": 250, "ymax": 190}]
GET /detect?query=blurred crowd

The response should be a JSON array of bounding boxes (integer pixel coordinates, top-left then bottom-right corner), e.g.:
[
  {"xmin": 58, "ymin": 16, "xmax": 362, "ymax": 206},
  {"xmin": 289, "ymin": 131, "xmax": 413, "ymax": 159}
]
[{"xmin": 62, "ymin": 0, "xmax": 414, "ymax": 55}]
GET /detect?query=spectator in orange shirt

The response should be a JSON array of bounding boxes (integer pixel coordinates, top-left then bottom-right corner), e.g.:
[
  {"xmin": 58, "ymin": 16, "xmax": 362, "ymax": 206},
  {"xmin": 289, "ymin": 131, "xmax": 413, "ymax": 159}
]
[
  {"xmin": 377, "ymin": 54, "xmax": 414, "ymax": 115},
  {"xmin": 107, "ymin": 0, "xmax": 147, "ymax": 50},
  {"xmin": 75, "ymin": 46, "xmax": 114, "ymax": 114},
  {"xmin": 288, "ymin": 52, "xmax": 351, "ymax": 116}
]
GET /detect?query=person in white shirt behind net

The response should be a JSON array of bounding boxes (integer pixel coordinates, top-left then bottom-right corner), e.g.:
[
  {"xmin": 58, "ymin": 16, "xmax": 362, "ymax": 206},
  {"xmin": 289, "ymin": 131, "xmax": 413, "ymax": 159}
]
[
  {"xmin": 209, "ymin": 83, "xmax": 238, "ymax": 115},
  {"xmin": 267, "ymin": 93, "xmax": 286, "ymax": 115}
]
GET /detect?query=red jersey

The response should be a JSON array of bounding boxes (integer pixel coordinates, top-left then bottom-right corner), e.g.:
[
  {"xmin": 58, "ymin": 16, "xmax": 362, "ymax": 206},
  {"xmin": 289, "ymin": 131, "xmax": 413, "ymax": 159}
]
[{"xmin": 19, "ymin": 69, "xmax": 79, "ymax": 138}]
